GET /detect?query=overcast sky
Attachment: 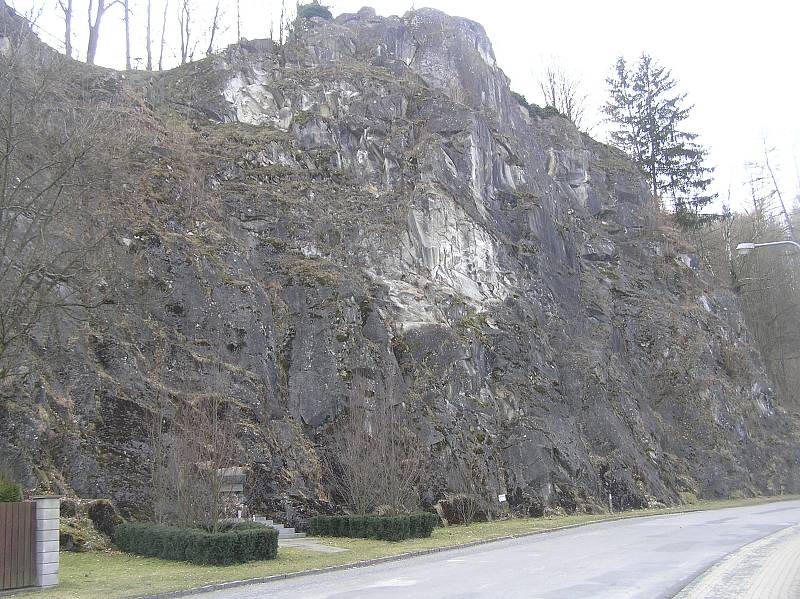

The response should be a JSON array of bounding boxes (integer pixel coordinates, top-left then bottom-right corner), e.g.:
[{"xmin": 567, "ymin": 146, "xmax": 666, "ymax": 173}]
[{"xmin": 13, "ymin": 0, "xmax": 800, "ymax": 212}]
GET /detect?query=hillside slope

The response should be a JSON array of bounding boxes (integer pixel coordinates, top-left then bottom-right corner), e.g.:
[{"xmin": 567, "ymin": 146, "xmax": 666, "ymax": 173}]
[{"xmin": 1, "ymin": 5, "xmax": 798, "ymax": 520}]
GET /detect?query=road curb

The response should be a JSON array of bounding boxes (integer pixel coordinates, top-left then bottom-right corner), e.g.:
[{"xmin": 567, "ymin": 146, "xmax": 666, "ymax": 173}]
[{"xmin": 135, "ymin": 498, "xmax": 800, "ymax": 599}]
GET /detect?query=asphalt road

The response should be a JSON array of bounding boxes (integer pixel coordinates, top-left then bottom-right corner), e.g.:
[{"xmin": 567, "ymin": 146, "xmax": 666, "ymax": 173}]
[{"xmin": 198, "ymin": 500, "xmax": 800, "ymax": 599}]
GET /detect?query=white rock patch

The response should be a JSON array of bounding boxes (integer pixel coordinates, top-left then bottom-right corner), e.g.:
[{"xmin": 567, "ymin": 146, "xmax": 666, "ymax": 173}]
[{"xmin": 403, "ymin": 194, "xmax": 512, "ymax": 304}]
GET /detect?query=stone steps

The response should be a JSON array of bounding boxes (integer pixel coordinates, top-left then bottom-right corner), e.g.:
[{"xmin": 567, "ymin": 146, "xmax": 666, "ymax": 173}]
[{"xmin": 252, "ymin": 516, "xmax": 306, "ymax": 539}]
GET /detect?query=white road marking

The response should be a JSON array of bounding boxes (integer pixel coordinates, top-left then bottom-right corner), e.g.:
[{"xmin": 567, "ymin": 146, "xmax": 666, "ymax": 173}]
[{"xmin": 365, "ymin": 577, "xmax": 418, "ymax": 588}]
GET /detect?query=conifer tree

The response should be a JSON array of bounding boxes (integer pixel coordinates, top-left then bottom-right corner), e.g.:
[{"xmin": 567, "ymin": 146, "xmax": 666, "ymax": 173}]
[
  {"xmin": 605, "ymin": 58, "xmax": 643, "ymax": 164},
  {"xmin": 604, "ymin": 54, "xmax": 717, "ymax": 227}
]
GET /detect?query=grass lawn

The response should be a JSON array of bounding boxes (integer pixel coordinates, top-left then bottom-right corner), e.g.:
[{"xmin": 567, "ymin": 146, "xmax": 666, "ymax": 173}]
[{"xmin": 13, "ymin": 495, "xmax": 800, "ymax": 599}]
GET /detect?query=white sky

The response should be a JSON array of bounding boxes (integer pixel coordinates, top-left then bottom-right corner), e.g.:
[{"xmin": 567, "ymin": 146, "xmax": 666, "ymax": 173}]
[{"xmin": 12, "ymin": 0, "xmax": 800, "ymax": 212}]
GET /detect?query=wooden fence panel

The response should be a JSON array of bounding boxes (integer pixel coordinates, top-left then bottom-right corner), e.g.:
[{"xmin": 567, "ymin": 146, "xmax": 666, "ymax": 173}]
[
  {"xmin": 0, "ymin": 502, "xmax": 34, "ymax": 590},
  {"xmin": 1, "ymin": 503, "xmax": 7, "ymax": 590}
]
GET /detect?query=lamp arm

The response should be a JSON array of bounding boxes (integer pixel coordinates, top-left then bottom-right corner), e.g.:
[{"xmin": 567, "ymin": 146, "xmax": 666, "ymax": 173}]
[{"xmin": 753, "ymin": 241, "xmax": 800, "ymax": 251}]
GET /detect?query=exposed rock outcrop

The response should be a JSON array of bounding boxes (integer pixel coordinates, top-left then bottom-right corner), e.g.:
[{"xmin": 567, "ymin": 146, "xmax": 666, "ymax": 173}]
[{"xmin": 2, "ymin": 5, "xmax": 798, "ymax": 518}]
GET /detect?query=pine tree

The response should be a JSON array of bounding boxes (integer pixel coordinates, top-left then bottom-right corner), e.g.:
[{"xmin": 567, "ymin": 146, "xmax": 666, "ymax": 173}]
[
  {"xmin": 604, "ymin": 54, "xmax": 717, "ymax": 228},
  {"xmin": 605, "ymin": 58, "xmax": 643, "ymax": 164}
]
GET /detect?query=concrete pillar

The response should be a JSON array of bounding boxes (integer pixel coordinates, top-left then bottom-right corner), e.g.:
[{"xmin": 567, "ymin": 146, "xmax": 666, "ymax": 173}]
[{"xmin": 32, "ymin": 496, "xmax": 59, "ymax": 588}]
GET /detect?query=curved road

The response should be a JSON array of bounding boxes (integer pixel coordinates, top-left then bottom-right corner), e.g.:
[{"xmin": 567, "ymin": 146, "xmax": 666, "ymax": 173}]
[{"xmin": 199, "ymin": 500, "xmax": 800, "ymax": 599}]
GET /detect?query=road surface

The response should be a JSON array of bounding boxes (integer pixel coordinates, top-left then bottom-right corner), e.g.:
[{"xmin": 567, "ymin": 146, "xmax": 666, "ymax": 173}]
[{"xmin": 198, "ymin": 500, "xmax": 800, "ymax": 599}]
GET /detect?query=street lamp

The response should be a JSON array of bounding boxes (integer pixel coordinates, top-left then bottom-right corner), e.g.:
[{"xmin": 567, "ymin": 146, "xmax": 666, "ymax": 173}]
[{"xmin": 736, "ymin": 241, "xmax": 800, "ymax": 256}]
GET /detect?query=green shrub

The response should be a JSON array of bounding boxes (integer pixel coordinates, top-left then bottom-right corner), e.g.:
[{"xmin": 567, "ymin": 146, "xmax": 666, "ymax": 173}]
[
  {"xmin": 0, "ymin": 476, "xmax": 22, "ymax": 502},
  {"xmin": 409, "ymin": 512, "xmax": 439, "ymax": 537},
  {"xmin": 349, "ymin": 515, "xmax": 366, "ymax": 538},
  {"xmin": 231, "ymin": 521, "xmax": 273, "ymax": 532},
  {"xmin": 297, "ymin": 2, "xmax": 332, "ymax": 20},
  {"xmin": 309, "ymin": 512, "xmax": 439, "ymax": 541},
  {"xmin": 206, "ymin": 521, "xmax": 267, "ymax": 533},
  {"xmin": 379, "ymin": 516, "xmax": 407, "ymax": 541},
  {"xmin": 87, "ymin": 499, "xmax": 123, "ymax": 537},
  {"xmin": 535, "ymin": 104, "xmax": 564, "ymax": 119},
  {"xmin": 114, "ymin": 522, "xmax": 278, "ymax": 565},
  {"xmin": 509, "ymin": 90, "xmax": 564, "ymax": 121},
  {"xmin": 510, "ymin": 91, "xmax": 530, "ymax": 107}
]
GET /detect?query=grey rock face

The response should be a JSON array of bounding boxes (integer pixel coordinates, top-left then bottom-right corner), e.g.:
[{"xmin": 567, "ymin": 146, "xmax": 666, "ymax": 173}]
[{"xmin": 2, "ymin": 7, "xmax": 798, "ymax": 517}]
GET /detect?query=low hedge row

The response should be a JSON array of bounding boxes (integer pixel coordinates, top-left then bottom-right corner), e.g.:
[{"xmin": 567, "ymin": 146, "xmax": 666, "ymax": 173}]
[
  {"xmin": 114, "ymin": 522, "xmax": 278, "ymax": 565},
  {"xmin": 309, "ymin": 512, "xmax": 439, "ymax": 541}
]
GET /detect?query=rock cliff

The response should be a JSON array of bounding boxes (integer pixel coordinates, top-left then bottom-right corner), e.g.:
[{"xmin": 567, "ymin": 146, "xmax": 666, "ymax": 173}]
[{"xmin": 2, "ymin": 5, "xmax": 798, "ymax": 520}]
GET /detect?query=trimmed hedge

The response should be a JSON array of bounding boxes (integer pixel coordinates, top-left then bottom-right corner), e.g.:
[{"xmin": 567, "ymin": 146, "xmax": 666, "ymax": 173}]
[
  {"xmin": 215, "ymin": 521, "xmax": 271, "ymax": 533},
  {"xmin": 114, "ymin": 522, "xmax": 278, "ymax": 565},
  {"xmin": 309, "ymin": 512, "xmax": 439, "ymax": 541}
]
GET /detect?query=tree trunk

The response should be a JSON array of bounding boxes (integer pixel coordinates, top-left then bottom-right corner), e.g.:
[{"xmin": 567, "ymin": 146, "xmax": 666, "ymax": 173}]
[
  {"xmin": 158, "ymin": 0, "xmax": 169, "ymax": 70},
  {"xmin": 179, "ymin": 0, "xmax": 191, "ymax": 65},
  {"xmin": 146, "ymin": 0, "xmax": 152, "ymax": 71},
  {"xmin": 278, "ymin": 0, "xmax": 285, "ymax": 45},
  {"xmin": 123, "ymin": 0, "xmax": 131, "ymax": 70},
  {"xmin": 86, "ymin": 0, "xmax": 100, "ymax": 64},
  {"xmin": 763, "ymin": 141, "xmax": 796, "ymax": 241},
  {"xmin": 58, "ymin": 0, "xmax": 73, "ymax": 59},
  {"xmin": 87, "ymin": 0, "xmax": 115, "ymax": 65},
  {"xmin": 206, "ymin": 1, "xmax": 220, "ymax": 57}
]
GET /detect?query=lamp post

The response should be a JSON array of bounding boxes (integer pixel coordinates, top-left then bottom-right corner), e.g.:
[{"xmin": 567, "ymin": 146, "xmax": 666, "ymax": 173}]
[{"xmin": 736, "ymin": 241, "xmax": 800, "ymax": 256}]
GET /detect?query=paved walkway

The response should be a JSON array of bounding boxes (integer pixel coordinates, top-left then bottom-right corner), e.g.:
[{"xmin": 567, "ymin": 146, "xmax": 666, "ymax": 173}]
[
  {"xmin": 676, "ymin": 522, "xmax": 800, "ymax": 598},
  {"xmin": 278, "ymin": 538, "xmax": 348, "ymax": 554},
  {"xmin": 196, "ymin": 500, "xmax": 800, "ymax": 598}
]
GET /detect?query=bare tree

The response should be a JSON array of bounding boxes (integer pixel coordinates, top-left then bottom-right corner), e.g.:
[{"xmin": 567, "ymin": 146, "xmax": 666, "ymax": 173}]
[
  {"xmin": 123, "ymin": 0, "xmax": 131, "ymax": 70},
  {"xmin": 327, "ymin": 372, "xmax": 378, "ymax": 514},
  {"xmin": 699, "ymin": 161, "xmax": 800, "ymax": 408},
  {"xmin": 373, "ymin": 376, "xmax": 426, "ymax": 512},
  {"xmin": 278, "ymin": 0, "xmax": 286, "ymax": 45},
  {"xmin": 178, "ymin": 0, "xmax": 193, "ymax": 65},
  {"xmin": 762, "ymin": 139, "xmax": 796, "ymax": 241},
  {"xmin": 57, "ymin": 0, "xmax": 73, "ymax": 59},
  {"xmin": 177, "ymin": 397, "xmax": 236, "ymax": 529},
  {"xmin": 236, "ymin": 0, "xmax": 241, "ymax": 42},
  {"xmin": 149, "ymin": 357, "xmax": 241, "ymax": 531},
  {"xmin": 327, "ymin": 371, "xmax": 426, "ymax": 514},
  {"xmin": 447, "ymin": 455, "xmax": 482, "ymax": 525},
  {"xmin": 276, "ymin": 0, "xmax": 295, "ymax": 66},
  {"xmin": 206, "ymin": 1, "xmax": 221, "ymax": 57},
  {"xmin": 538, "ymin": 61, "xmax": 588, "ymax": 129},
  {"xmin": 733, "ymin": 208, "xmax": 800, "ymax": 405},
  {"xmin": 145, "ymin": 0, "xmax": 152, "ymax": 70},
  {"xmin": 794, "ymin": 152, "xmax": 800, "ymax": 203},
  {"xmin": 269, "ymin": 6, "xmax": 274, "ymax": 42},
  {"xmin": 86, "ymin": 0, "xmax": 120, "ymax": 65},
  {"xmin": 0, "ymin": 13, "xmax": 112, "ymax": 380},
  {"xmin": 158, "ymin": 0, "xmax": 169, "ymax": 70}
]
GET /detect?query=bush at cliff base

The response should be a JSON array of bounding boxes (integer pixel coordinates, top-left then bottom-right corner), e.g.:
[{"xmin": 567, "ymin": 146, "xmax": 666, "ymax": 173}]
[
  {"xmin": 309, "ymin": 512, "xmax": 439, "ymax": 541},
  {"xmin": 114, "ymin": 522, "xmax": 278, "ymax": 565},
  {"xmin": 0, "ymin": 476, "xmax": 22, "ymax": 502}
]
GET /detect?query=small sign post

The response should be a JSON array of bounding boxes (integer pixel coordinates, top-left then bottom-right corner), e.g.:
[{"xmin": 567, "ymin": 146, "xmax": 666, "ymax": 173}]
[{"xmin": 497, "ymin": 493, "xmax": 509, "ymax": 516}]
